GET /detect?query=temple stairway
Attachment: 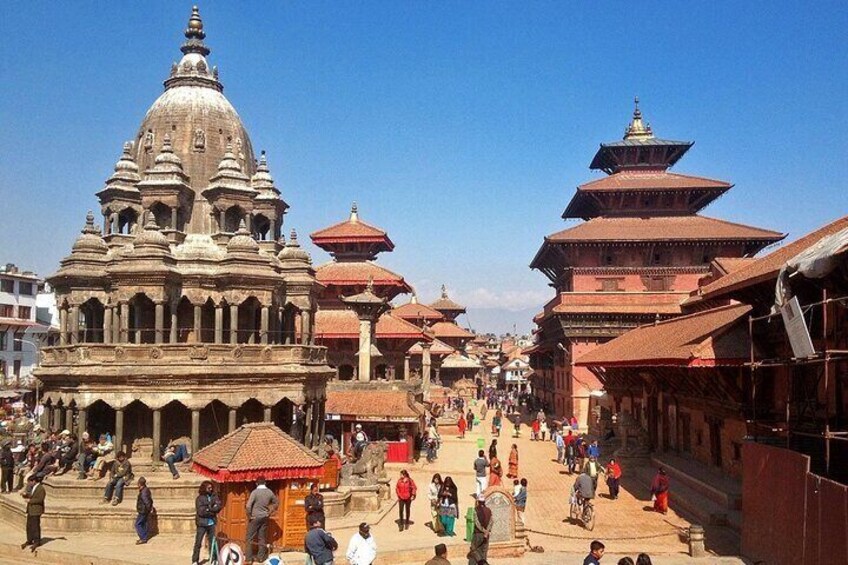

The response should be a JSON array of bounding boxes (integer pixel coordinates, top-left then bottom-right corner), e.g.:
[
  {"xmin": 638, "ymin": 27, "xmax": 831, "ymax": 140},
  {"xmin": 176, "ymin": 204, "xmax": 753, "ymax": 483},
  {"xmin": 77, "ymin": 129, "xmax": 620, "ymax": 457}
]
[
  {"xmin": 0, "ymin": 461, "xmax": 202, "ymax": 535},
  {"xmin": 631, "ymin": 452, "xmax": 742, "ymax": 534}
]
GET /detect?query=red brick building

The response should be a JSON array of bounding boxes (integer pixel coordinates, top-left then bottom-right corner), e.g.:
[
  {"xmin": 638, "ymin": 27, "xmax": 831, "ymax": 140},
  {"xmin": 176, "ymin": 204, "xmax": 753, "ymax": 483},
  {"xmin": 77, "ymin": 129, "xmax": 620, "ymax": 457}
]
[{"xmin": 529, "ymin": 100, "xmax": 784, "ymax": 429}]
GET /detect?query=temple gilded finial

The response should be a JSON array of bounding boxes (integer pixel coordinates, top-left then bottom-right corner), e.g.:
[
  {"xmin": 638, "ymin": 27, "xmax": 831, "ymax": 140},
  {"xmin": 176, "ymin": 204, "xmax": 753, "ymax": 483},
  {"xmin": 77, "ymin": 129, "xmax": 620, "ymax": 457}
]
[
  {"xmin": 441, "ymin": 284, "xmax": 448, "ymax": 298},
  {"xmin": 185, "ymin": 6, "xmax": 205, "ymax": 40},
  {"xmin": 350, "ymin": 202, "xmax": 359, "ymax": 222},
  {"xmin": 623, "ymin": 96, "xmax": 653, "ymax": 140}
]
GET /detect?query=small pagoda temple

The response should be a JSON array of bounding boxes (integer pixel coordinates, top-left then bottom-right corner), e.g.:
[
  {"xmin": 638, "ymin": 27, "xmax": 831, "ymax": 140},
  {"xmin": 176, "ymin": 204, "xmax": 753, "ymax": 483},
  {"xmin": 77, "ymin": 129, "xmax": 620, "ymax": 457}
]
[{"xmin": 529, "ymin": 98, "xmax": 785, "ymax": 429}]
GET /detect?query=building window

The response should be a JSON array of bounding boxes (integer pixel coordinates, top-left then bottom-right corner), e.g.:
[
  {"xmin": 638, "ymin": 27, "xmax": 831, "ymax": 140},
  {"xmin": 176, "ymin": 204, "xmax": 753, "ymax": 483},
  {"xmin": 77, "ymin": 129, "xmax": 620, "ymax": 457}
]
[
  {"xmin": 0, "ymin": 332, "xmax": 5, "ymax": 350},
  {"xmin": 0, "ymin": 279, "xmax": 13, "ymax": 293},
  {"xmin": 13, "ymin": 360, "xmax": 21, "ymax": 378},
  {"xmin": 18, "ymin": 306, "xmax": 31, "ymax": 320},
  {"xmin": 18, "ymin": 282, "xmax": 34, "ymax": 295},
  {"xmin": 599, "ymin": 278, "xmax": 622, "ymax": 292},
  {"xmin": 645, "ymin": 277, "xmax": 672, "ymax": 292},
  {"xmin": 0, "ymin": 304, "xmax": 13, "ymax": 317},
  {"xmin": 13, "ymin": 333, "xmax": 23, "ymax": 351}
]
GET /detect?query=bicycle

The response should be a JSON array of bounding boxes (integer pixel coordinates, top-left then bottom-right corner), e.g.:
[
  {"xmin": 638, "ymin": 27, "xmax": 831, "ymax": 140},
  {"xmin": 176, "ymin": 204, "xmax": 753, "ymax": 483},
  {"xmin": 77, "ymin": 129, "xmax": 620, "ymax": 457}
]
[{"xmin": 569, "ymin": 492, "xmax": 596, "ymax": 531}]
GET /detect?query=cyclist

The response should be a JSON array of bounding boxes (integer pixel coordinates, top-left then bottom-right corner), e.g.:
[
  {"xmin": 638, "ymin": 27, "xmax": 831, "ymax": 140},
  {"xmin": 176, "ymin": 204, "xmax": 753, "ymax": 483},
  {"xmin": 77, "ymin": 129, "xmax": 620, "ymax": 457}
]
[{"xmin": 572, "ymin": 471, "xmax": 596, "ymax": 515}]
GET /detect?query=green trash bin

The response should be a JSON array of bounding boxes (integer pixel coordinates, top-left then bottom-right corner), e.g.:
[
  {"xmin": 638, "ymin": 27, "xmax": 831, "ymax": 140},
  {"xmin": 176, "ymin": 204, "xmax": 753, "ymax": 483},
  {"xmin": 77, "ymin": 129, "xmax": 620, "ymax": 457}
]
[
  {"xmin": 476, "ymin": 436, "xmax": 485, "ymax": 450},
  {"xmin": 465, "ymin": 506, "xmax": 475, "ymax": 542}
]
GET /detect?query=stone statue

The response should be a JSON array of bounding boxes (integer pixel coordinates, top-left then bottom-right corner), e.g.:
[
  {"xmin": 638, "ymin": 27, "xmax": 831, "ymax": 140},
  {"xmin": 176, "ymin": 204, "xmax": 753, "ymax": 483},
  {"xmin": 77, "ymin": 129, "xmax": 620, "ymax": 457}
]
[
  {"xmin": 143, "ymin": 131, "xmax": 154, "ymax": 151},
  {"xmin": 339, "ymin": 442, "xmax": 387, "ymax": 487}
]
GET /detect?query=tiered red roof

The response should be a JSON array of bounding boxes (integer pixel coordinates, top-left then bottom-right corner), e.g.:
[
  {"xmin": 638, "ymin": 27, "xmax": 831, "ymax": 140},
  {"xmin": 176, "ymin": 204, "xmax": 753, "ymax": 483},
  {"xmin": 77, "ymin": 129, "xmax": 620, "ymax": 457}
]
[
  {"xmin": 310, "ymin": 203, "xmax": 394, "ymax": 253},
  {"xmin": 700, "ymin": 215, "xmax": 848, "ymax": 300},
  {"xmin": 316, "ymin": 261, "xmax": 411, "ymax": 291},
  {"xmin": 391, "ymin": 299, "xmax": 445, "ymax": 323},
  {"xmin": 191, "ymin": 423, "xmax": 324, "ymax": 482},
  {"xmin": 543, "ymin": 292, "xmax": 686, "ymax": 316},
  {"xmin": 314, "ymin": 310, "xmax": 427, "ymax": 340},
  {"xmin": 430, "ymin": 321, "xmax": 476, "ymax": 340},
  {"xmin": 576, "ymin": 303, "xmax": 752, "ymax": 368},
  {"xmin": 576, "ymin": 170, "xmax": 731, "ymax": 192},
  {"xmin": 544, "ymin": 216, "xmax": 785, "ymax": 244},
  {"xmin": 408, "ymin": 338, "xmax": 455, "ymax": 356}
]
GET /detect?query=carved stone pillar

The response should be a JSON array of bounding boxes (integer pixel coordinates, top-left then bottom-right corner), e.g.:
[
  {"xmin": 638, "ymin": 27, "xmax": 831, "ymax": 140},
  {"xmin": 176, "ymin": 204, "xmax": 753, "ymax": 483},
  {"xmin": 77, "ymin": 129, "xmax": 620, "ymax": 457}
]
[
  {"xmin": 214, "ymin": 305, "xmax": 224, "ymax": 344},
  {"xmin": 52, "ymin": 405, "xmax": 63, "ymax": 432},
  {"xmin": 229, "ymin": 304, "xmax": 239, "ymax": 345},
  {"xmin": 263, "ymin": 406, "xmax": 272, "ymax": 423},
  {"xmin": 316, "ymin": 400, "xmax": 326, "ymax": 444},
  {"xmin": 404, "ymin": 354, "xmax": 410, "ymax": 381},
  {"xmin": 170, "ymin": 207, "xmax": 178, "ymax": 230},
  {"xmin": 358, "ymin": 318, "xmax": 372, "ymax": 382},
  {"xmin": 304, "ymin": 400, "xmax": 315, "ymax": 448},
  {"xmin": 59, "ymin": 307, "xmax": 68, "ymax": 345},
  {"xmin": 422, "ymin": 343, "xmax": 432, "ymax": 401},
  {"xmin": 193, "ymin": 305, "xmax": 202, "ymax": 343},
  {"xmin": 114, "ymin": 408, "xmax": 124, "ymax": 454},
  {"xmin": 69, "ymin": 305, "xmax": 80, "ymax": 344},
  {"xmin": 170, "ymin": 307, "xmax": 178, "ymax": 344},
  {"xmin": 301, "ymin": 310, "xmax": 312, "ymax": 346},
  {"xmin": 260, "ymin": 306, "xmax": 269, "ymax": 345},
  {"xmin": 152, "ymin": 409, "xmax": 161, "ymax": 466},
  {"xmin": 310, "ymin": 401, "xmax": 322, "ymax": 448},
  {"xmin": 103, "ymin": 306, "xmax": 112, "ymax": 344},
  {"xmin": 77, "ymin": 407, "xmax": 87, "ymax": 445},
  {"xmin": 228, "ymin": 407, "xmax": 237, "ymax": 433},
  {"xmin": 120, "ymin": 303, "xmax": 129, "ymax": 344},
  {"xmin": 219, "ymin": 208, "xmax": 226, "ymax": 233},
  {"xmin": 65, "ymin": 406, "xmax": 74, "ymax": 434},
  {"xmin": 112, "ymin": 306, "xmax": 121, "ymax": 343},
  {"xmin": 191, "ymin": 409, "xmax": 200, "ymax": 456},
  {"xmin": 154, "ymin": 302, "xmax": 165, "ymax": 344}
]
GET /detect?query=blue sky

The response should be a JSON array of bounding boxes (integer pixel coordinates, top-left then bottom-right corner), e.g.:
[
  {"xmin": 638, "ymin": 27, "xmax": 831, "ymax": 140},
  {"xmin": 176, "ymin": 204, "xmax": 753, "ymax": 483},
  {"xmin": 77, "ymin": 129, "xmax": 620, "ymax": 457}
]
[{"xmin": 1, "ymin": 2, "xmax": 846, "ymax": 334}]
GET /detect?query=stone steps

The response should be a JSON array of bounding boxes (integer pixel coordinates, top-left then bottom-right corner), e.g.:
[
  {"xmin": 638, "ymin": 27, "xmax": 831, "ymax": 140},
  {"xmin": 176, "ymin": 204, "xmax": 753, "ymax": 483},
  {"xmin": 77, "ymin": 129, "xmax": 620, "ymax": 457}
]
[
  {"xmin": 650, "ymin": 454, "xmax": 742, "ymax": 511},
  {"xmin": 43, "ymin": 473, "xmax": 203, "ymax": 501},
  {"xmin": 0, "ymin": 492, "xmax": 195, "ymax": 535},
  {"xmin": 631, "ymin": 466, "xmax": 741, "ymax": 534}
]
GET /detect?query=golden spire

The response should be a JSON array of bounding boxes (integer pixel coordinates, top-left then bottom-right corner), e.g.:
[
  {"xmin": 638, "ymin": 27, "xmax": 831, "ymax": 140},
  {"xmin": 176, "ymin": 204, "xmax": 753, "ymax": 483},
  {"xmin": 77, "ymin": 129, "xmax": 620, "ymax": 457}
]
[
  {"xmin": 350, "ymin": 202, "xmax": 359, "ymax": 222},
  {"xmin": 185, "ymin": 6, "xmax": 205, "ymax": 40},
  {"xmin": 623, "ymin": 96, "xmax": 654, "ymax": 140}
]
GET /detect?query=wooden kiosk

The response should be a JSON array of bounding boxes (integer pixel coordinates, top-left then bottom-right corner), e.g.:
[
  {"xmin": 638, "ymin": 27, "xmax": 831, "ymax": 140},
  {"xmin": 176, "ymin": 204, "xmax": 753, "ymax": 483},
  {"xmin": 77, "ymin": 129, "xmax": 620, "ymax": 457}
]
[{"xmin": 191, "ymin": 423, "xmax": 325, "ymax": 552}]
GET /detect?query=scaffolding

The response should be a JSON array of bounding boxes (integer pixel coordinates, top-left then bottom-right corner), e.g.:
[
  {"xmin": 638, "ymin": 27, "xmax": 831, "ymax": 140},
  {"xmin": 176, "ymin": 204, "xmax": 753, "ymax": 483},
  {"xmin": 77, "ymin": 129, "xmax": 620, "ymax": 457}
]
[{"xmin": 747, "ymin": 289, "xmax": 848, "ymax": 479}]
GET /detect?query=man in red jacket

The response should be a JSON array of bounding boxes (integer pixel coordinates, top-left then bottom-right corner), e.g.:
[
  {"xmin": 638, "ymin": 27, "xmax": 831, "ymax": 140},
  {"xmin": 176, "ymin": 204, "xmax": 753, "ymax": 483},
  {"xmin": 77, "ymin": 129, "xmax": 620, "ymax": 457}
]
[{"xmin": 395, "ymin": 469, "xmax": 417, "ymax": 531}]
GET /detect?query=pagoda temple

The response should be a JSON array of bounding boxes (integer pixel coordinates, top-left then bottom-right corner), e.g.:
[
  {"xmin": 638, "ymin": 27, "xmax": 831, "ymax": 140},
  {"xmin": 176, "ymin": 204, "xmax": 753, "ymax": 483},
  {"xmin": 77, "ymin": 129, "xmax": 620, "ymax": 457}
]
[
  {"xmin": 529, "ymin": 99, "xmax": 785, "ymax": 429},
  {"xmin": 311, "ymin": 204, "xmax": 429, "ymax": 381},
  {"xmin": 35, "ymin": 7, "xmax": 333, "ymax": 460}
]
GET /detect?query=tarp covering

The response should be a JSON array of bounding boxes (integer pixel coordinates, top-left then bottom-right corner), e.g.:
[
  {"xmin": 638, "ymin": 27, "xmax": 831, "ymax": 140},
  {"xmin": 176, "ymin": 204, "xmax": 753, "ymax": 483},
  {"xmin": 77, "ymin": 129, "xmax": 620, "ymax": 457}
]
[{"xmin": 776, "ymin": 226, "xmax": 848, "ymax": 308}]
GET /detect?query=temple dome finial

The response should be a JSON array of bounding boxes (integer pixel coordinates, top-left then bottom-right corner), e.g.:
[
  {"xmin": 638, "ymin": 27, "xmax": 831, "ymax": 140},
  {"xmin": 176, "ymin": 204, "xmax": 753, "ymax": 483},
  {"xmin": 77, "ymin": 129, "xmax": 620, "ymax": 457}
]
[
  {"xmin": 186, "ymin": 6, "xmax": 205, "ymax": 41},
  {"xmin": 624, "ymin": 96, "xmax": 654, "ymax": 140},
  {"xmin": 350, "ymin": 202, "xmax": 359, "ymax": 222}
]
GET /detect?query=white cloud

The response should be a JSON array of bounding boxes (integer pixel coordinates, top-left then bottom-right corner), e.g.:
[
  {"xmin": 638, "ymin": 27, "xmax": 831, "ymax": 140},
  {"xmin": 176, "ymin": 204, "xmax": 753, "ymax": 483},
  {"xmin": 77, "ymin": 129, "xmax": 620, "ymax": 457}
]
[{"xmin": 457, "ymin": 287, "xmax": 549, "ymax": 312}]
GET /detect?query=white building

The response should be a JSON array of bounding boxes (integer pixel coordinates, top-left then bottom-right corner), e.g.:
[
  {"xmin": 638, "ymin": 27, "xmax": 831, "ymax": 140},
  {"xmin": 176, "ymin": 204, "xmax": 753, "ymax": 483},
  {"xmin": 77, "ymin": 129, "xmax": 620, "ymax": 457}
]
[
  {"xmin": 0, "ymin": 264, "xmax": 49, "ymax": 387},
  {"xmin": 500, "ymin": 356, "xmax": 531, "ymax": 392}
]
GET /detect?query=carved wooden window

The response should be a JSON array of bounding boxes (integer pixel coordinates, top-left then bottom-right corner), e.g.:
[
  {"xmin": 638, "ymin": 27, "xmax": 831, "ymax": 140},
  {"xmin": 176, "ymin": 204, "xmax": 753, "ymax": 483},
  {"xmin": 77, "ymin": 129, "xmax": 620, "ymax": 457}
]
[
  {"xmin": 598, "ymin": 278, "xmax": 622, "ymax": 292},
  {"xmin": 644, "ymin": 276, "xmax": 673, "ymax": 292},
  {"xmin": 0, "ymin": 304, "xmax": 13, "ymax": 317}
]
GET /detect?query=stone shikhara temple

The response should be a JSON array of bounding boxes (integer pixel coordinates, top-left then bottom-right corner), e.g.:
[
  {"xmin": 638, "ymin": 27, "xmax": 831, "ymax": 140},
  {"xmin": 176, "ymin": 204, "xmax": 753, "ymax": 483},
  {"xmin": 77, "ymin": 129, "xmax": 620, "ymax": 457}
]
[{"xmin": 36, "ymin": 7, "xmax": 333, "ymax": 458}]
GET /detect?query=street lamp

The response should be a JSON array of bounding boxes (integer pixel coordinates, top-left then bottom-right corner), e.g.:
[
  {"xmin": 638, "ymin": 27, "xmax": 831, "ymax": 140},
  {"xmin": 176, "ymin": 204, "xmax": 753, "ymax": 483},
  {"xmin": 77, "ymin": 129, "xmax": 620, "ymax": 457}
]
[{"xmin": 13, "ymin": 338, "xmax": 41, "ymax": 413}]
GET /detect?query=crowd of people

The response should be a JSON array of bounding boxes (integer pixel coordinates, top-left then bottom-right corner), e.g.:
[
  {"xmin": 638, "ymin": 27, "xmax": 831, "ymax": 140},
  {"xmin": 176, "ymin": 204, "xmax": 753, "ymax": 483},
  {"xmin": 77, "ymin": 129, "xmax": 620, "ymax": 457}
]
[{"xmin": 584, "ymin": 540, "xmax": 656, "ymax": 565}]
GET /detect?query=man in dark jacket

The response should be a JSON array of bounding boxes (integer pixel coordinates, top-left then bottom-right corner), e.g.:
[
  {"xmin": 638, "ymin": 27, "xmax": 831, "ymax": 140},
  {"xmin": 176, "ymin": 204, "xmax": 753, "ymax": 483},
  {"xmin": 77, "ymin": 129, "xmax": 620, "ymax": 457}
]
[
  {"xmin": 135, "ymin": 476, "xmax": 154, "ymax": 545},
  {"xmin": 0, "ymin": 442, "xmax": 14, "ymax": 493},
  {"xmin": 304, "ymin": 517, "xmax": 338, "ymax": 565},
  {"xmin": 21, "ymin": 475, "xmax": 45, "ymax": 552},
  {"xmin": 192, "ymin": 480, "xmax": 222, "ymax": 565},
  {"xmin": 304, "ymin": 482, "xmax": 325, "ymax": 528},
  {"xmin": 102, "ymin": 451, "xmax": 133, "ymax": 505}
]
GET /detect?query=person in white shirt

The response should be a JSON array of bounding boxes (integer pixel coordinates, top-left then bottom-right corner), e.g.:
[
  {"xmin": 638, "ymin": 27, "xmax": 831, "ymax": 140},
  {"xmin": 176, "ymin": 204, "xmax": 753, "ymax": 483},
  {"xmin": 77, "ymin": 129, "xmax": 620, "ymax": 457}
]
[{"xmin": 345, "ymin": 522, "xmax": 377, "ymax": 565}]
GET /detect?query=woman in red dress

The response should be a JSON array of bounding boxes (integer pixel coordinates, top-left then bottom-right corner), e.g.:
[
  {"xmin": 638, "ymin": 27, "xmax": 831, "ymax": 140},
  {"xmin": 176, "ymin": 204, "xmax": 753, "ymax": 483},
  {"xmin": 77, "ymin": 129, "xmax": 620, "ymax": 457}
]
[
  {"xmin": 507, "ymin": 444, "xmax": 519, "ymax": 479},
  {"xmin": 650, "ymin": 467, "xmax": 670, "ymax": 514}
]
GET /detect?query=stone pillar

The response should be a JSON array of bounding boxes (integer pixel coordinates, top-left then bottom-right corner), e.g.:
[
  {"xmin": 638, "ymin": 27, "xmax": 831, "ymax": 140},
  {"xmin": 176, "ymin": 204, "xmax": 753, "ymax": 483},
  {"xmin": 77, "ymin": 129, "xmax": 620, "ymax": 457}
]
[
  {"xmin": 304, "ymin": 400, "xmax": 315, "ymax": 448},
  {"xmin": 52, "ymin": 405, "xmax": 63, "ymax": 432},
  {"xmin": 154, "ymin": 302, "xmax": 165, "ymax": 344},
  {"xmin": 103, "ymin": 306, "xmax": 112, "ymax": 344},
  {"xmin": 77, "ymin": 407, "xmax": 87, "ymax": 444},
  {"xmin": 214, "ymin": 305, "xmax": 224, "ymax": 344},
  {"xmin": 229, "ymin": 304, "xmax": 239, "ymax": 345},
  {"xmin": 112, "ymin": 306, "xmax": 121, "ymax": 343},
  {"xmin": 404, "ymin": 355, "xmax": 410, "ymax": 381},
  {"xmin": 422, "ymin": 343, "xmax": 432, "ymax": 401},
  {"xmin": 114, "ymin": 408, "xmax": 124, "ymax": 454},
  {"xmin": 120, "ymin": 303, "xmax": 129, "ymax": 343},
  {"xmin": 111, "ymin": 213, "xmax": 119, "ymax": 234},
  {"xmin": 59, "ymin": 307, "xmax": 68, "ymax": 345},
  {"xmin": 357, "ymin": 319, "xmax": 372, "ymax": 382},
  {"xmin": 65, "ymin": 406, "xmax": 74, "ymax": 434},
  {"xmin": 228, "ymin": 407, "xmax": 237, "ymax": 433},
  {"xmin": 317, "ymin": 400, "xmax": 326, "ymax": 444},
  {"xmin": 70, "ymin": 305, "xmax": 80, "ymax": 344},
  {"xmin": 260, "ymin": 306, "xmax": 269, "ymax": 345},
  {"xmin": 170, "ymin": 308, "xmax": 178, "ymax": 344},
  {"xmin": 310, "ymin": 401, "xmax": 322, "ymax": 448},
  {"xmin": 435, "ymin": 367, "xmax": 441, "ymax": 385},
  {"xmin": 192, "ymin": 305, "xmax": 202, "ymax": 343},
  {"xmin": 170, "ymin": 207, "xmax": 178, "ymax": 230},
  {"xmin": 191, "ymin": 409, "xmax": 200, "ymax": 456},
  {"xmin": 219, "ymin": 208, "xmax": 226, "ymax": 233},
  {"xmin": 301, "ymin": 310, "xmax": 312, "ymax": 345},
  {"xmin": 263, "ymin": 406, "xmax": 272, "ymax": 423},
  {"xmin": 151, "ymin": 409, "xmax": 161, "ymax": 466},
  {"xmin": 38, "ymin": 405, "xmax": 49, "ymax": 430}
]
